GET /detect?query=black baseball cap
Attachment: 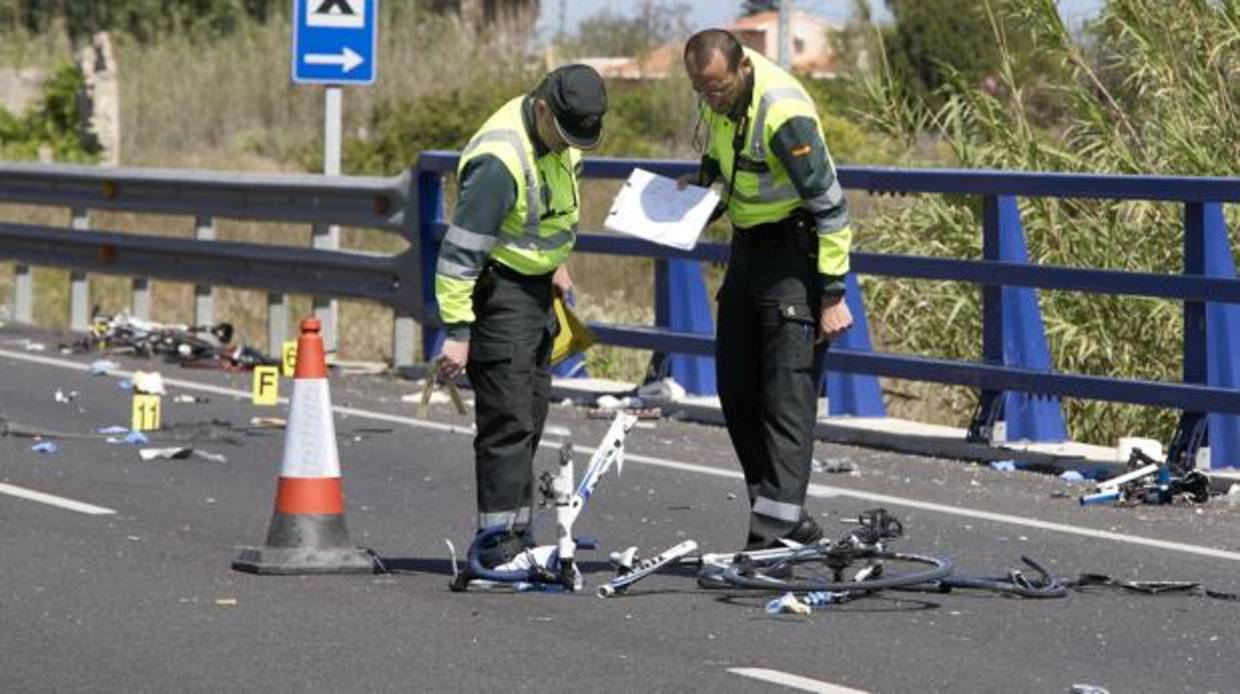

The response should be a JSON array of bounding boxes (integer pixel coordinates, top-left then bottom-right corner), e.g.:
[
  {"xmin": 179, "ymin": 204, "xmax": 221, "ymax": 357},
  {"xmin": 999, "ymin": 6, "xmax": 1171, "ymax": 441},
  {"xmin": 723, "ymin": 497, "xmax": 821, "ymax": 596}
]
[{"xmin": 540, "ymin": 64, "xmax": 607, "ymax": 149}]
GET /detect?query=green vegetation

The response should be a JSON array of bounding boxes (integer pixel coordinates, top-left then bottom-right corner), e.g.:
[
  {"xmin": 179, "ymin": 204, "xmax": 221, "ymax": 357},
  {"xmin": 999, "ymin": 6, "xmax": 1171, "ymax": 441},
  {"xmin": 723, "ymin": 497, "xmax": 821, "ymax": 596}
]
[
  {"xmin": 0, "ymin": 0, "xmax": 286, "ymax": 42},
  {"xmin": 856, "ymin": 0, "xmax": 1240, "ymax": 443},
  {"xmin": 0, "ymin": 63, "xmax": 99, "ymax": 162}
]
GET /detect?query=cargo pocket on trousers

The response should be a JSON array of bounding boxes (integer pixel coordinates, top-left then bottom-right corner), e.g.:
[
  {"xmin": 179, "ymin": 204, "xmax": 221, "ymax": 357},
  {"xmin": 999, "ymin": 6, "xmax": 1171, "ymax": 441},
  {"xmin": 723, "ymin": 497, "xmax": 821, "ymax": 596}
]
[
  {"xmin": 765, "ymin": 302, "xmax": 815, "ymax": 372},
  {"xmin": 469, "ymin": 339, "xmax": 535, "ymax": 424},
  {"xmin": 466, "ymin": 339, "xmax": 530, "ymax": 371}
]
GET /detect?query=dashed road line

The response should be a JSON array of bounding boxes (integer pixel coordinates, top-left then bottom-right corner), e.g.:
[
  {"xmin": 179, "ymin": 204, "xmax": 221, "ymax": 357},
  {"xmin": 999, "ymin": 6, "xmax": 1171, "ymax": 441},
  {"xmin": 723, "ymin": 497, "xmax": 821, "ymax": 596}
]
[
  {"xmin": 0, "ymin": 482, "xmax": 116, "ymax": 515},
  {"xmin": 728, "ymin": 668, "xmax": 869, "ymax": 693}
]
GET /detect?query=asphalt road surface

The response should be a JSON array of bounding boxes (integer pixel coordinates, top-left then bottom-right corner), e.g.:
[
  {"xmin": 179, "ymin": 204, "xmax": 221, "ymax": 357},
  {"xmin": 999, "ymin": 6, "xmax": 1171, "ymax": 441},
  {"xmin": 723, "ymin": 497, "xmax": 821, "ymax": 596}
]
[{"xmin": 1, "ymin": 324, "xmax": 1238, "ymax": 693}]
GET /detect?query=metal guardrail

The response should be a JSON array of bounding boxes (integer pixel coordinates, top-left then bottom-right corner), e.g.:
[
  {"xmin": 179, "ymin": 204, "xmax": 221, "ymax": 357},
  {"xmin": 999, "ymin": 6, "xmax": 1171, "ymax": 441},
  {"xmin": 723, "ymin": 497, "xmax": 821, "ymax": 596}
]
[
  {"xmin": 415, "ymin": 151, "xmax": 1240, "ymax": 469},
  {"xmin": 0, "ymin": 162, "xmax": 421, "ymax": 362},
  {"xmin": 3, "ymin": 155, "xmax": 1239, "ymax": 468}
]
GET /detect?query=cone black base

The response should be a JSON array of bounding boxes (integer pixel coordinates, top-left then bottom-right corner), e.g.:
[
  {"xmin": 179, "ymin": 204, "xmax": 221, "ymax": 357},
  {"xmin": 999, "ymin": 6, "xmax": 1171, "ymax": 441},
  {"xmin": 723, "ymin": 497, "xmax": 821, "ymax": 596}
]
[
  {"xmin": 232, "ymin": 512, "xmax": 374, "ymax": 575},
  {"xmin": 231, "ymin": 545, "xmax": 374, "ymax": 575}
]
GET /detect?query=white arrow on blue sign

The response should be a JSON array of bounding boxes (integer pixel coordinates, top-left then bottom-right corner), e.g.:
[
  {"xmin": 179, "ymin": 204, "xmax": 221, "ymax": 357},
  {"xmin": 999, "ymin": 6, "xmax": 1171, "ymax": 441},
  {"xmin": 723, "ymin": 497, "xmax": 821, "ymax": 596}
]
[{"xmin": 292, "ymin": 0, "xmax": 378, "ymax": 85}]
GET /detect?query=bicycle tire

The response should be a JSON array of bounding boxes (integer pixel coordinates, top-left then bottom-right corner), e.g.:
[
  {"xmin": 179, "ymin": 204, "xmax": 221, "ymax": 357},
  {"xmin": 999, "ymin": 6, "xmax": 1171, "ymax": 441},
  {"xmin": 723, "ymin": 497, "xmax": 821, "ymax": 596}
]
[
  {"xmin": 720, "ymin": 550, "xmax": 953, "ymax": 593},
  {"xmin": 928, "ymin": 575, "xmax": 1067, "ymax": 598}
]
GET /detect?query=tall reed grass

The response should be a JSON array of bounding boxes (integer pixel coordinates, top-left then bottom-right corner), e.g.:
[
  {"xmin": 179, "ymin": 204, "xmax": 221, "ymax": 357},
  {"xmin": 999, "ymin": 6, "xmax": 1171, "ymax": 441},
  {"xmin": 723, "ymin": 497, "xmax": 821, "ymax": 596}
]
[{"xmin": 855, "ymin": 0, "xmax": 1240, "ymax": 444}]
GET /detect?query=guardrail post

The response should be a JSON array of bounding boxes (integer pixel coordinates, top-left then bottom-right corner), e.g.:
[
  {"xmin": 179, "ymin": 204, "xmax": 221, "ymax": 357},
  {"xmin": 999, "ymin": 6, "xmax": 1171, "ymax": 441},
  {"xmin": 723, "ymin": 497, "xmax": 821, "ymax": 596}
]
[
  {"xmin": 649, "ymin": 258, "xmax": 715, "ymax": 395},
  {"xmin": 391, "ymin": 311, "xmax": 417, "ymax": 370},
  {"xmin": 267, "ymin": 293, "xmax": 287, "ymax": 356},
  {"xmin": 191, "ymin": 216, "xmax": 214, "ymax": 326},
  {"xmin": 131, "ymin": 278, "xmax": 151, "ymax": 320},
  {"xmin": 312, "ymin": 222, "xmax": 339, "ymax": 357},
  {"xmin": 1182, "ymin": 202, "xmax": 1240, "ymax": 470},
  {"xmin": 974, "ymin": 195, "xmax": 1066, "ymax": 443},
  {"xmin": 13, "ymin": 261, "xmax": 32, "ymax": 323},
  {"xmin": 417, "ymin": 168, "xmax": 445, "ymax": 361},
  {"xmin": 69, "ymin": 208, "xmax": 90, "ymax": 332},
  {"xmin": 824, "ymin": 273, "xmax": 885, "ymax": 416}
]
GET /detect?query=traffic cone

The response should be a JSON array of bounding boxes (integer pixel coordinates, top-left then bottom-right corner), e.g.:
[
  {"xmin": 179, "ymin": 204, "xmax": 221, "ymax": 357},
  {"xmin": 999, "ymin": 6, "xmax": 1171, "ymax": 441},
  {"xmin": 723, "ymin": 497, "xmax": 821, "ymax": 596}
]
[{"xmin": 232, "ymin": 317, "xmax": 373, "ymax": 575}]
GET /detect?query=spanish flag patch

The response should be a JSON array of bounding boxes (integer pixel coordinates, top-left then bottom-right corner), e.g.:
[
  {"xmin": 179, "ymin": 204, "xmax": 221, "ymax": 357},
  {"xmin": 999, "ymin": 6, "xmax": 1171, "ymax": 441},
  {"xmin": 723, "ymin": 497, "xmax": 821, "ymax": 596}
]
[{"xmin": 790, "ymin": 144, "xmax": 813, "ymax": 157}]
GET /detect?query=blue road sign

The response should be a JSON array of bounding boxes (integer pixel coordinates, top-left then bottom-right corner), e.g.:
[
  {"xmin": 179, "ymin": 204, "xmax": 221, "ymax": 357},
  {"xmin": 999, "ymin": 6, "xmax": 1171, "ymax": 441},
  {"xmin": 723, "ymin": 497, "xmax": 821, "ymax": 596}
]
[{"xmin": 292, "ymin": 0, "xmax": 378, "ymax": 85}]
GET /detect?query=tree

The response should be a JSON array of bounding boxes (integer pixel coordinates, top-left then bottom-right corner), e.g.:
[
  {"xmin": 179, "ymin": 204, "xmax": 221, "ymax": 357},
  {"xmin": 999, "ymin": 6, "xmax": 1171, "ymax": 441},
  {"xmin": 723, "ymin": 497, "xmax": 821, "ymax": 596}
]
[
  {"xmin": 741, "ymin": 0, "xmax": 779, "ymax": 16},
  {"xmin": 881, "ymin": 0, "xmax": 1005, "ymax": 104},
  {"xmin": 564, "ymin": 1, "xmax": 690, "ymax": 57}
]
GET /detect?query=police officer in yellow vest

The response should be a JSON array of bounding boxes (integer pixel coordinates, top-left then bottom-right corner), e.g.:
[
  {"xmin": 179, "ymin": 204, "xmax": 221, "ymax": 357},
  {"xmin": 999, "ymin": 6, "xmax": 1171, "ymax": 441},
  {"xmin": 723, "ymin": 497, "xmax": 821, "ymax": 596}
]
[
  {"xmin": 434, "ymin": 65, "xmax": 607, "ymax": 567},
  {"xmin": 682, "ymin": 30, "xmax": 854, "ymax": 550}
]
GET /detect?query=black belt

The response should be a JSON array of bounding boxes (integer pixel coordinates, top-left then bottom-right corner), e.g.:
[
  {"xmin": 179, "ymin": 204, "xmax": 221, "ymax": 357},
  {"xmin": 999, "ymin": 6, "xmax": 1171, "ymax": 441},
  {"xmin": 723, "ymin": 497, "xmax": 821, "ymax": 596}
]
[
  {"xmin": 732, "ymin": 210, "xmax": 813, "ymax": 246},
  {"xmin": 485, "ymin": 260, "xmax": 554, "ymax": 284}
]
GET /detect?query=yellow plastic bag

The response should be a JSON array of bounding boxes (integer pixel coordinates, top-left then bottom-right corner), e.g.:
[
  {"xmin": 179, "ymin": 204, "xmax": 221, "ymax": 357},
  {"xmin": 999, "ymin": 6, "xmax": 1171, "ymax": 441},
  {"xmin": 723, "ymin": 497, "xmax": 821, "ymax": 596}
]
[{"xmin": 550, "ymin": 297, "xmax": 596, "ymax": 366}]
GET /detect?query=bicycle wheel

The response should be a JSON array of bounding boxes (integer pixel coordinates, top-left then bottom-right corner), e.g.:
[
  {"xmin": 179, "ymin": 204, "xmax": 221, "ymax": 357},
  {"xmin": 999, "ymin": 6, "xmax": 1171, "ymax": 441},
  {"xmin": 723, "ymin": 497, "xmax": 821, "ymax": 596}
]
[
  {"xmin": 924, "ymin": 575, "xmax": 1067, "ymax": 598},
  {"xmin": 719, "ymin": 550, "xmax": 953, "ymax": 593}
]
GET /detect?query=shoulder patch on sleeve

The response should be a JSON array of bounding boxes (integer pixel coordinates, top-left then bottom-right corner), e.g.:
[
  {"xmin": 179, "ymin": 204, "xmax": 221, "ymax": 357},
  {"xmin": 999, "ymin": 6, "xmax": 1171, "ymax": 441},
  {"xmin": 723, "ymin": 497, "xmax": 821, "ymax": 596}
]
[{"xmin": 790, "ymin": 144, "xmax": 813, "ymax": 157}]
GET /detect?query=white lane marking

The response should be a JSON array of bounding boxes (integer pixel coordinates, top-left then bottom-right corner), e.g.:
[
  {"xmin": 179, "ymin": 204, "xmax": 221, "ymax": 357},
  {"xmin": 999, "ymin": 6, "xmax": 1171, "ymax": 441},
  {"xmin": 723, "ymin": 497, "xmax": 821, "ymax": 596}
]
[
  {"xmin": 4, "ymin": 348, "xmax": 1240, "ymax": 562},
  {"xmin": 0, "ymin": 482, "xmax": 116, "ymax": 515},
  {"xmin": 728, "ymin": 668, "xmax": 869, "ymax": 694},
  {"xmin": 803, "ymin": 484, "xmax": 1240, "ymax": 562}
]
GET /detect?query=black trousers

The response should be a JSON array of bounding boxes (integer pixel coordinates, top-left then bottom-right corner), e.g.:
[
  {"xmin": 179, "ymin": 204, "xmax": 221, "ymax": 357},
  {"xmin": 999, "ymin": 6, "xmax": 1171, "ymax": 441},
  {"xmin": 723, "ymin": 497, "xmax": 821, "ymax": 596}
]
[
  {"xmin": 466, "ymin": 262, "xmax": 556, "ymax": 535},
  {"xmin": 716, "ymin": 212, "xmax": 828, "ymax": 546}
]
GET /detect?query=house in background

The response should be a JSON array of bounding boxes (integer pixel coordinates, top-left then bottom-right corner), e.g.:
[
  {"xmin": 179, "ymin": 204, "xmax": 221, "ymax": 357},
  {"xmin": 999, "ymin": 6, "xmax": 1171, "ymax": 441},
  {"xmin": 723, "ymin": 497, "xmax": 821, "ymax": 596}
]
[
  {"xmin": 577, "ymin": 9, "xmax": 840, "ymax": 81},
  {"xmin": 730, "ymin": 10, "xmax": 839, "ymax": 78}
]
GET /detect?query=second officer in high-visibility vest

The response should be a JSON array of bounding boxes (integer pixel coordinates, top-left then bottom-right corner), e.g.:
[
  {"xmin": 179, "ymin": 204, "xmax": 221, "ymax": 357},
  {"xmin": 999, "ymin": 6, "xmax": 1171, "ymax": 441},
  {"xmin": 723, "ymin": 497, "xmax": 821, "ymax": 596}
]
[
  {"xmin": 682, "ymin": 29, "xmax": 854, "ymax": 550},
  {"xmin": 434, "ymin": 65, "xmax": 607, "ymax": 567}
]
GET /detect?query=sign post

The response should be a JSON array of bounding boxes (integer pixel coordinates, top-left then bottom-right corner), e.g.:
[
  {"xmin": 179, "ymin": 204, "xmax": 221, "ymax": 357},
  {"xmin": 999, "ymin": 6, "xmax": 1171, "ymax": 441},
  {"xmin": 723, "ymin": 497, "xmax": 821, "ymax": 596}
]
[{"xmin": 292, "ymin": 0, "xmax": 378, "ymax": 356}]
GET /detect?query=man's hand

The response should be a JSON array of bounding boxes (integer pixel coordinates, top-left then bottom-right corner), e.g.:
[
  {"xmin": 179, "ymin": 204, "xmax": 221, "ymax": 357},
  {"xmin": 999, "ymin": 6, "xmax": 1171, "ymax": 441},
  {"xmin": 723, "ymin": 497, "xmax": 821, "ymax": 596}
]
[
  {"xmin": 675, "ymin": 172, "xmax": 700, "ymax": 190},
  {"xmin": 552, "ymin": 265, "xmax": 573, "ymax": 298},
  {"xmin": 438, "ymin": 338, "xmax": 469, "ymax": 379},
  {"xmin": 817, "ymin": 296, "xmax": 853, "ymax": 345}
]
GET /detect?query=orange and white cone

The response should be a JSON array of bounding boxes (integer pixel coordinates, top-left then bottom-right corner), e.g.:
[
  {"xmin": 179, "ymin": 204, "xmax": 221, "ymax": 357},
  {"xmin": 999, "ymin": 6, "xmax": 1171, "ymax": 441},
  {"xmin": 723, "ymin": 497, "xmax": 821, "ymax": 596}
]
[{"xmin": 232, "ymin": 317, "xmax": 373, "ymax": 575}]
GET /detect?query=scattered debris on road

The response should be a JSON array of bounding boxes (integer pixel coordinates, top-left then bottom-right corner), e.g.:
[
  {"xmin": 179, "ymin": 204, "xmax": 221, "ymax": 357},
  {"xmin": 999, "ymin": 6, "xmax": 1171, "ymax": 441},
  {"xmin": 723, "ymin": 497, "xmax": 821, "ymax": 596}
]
[
  {"xmin": 249, "ymin": 417, "xmax": 286, "ymax": 429},
  {"xmin": 1077, "ymin": 449, "xmax": 1212, "ymax": 507},
  {"xmin": 89, "ymin": 359, "xmax": 118, "ymax": 375},
  {"xmin": 764, "ymin": 592, "xmax": 812, "ymax": 616},
  {"xmin": 66, "ymin": 313, "xmax": 277, "ymax": 371},
  {"xmin": 132, "ymin": 371, "xmax": 166, "ymax": 395},
  {"xmin": 139, "ymin": 446, "xmax": 193, "ymax": 461},
  {"xmin": 588, "ymin": 406, "xmax": 661, "ymax": 420},
  {"xmin": 813, "ymin": 457, "xmax": 855, "ymax": 473},
  {"xmin": 106, "ymin": 431, "xmax": 149, "ymax": 445}
]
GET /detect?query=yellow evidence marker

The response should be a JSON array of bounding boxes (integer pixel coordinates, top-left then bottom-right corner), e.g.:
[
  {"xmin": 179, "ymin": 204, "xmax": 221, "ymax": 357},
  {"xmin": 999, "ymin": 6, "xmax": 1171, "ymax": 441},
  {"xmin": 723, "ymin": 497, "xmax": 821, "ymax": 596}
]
[
  {"xmin": 281, "ymin": 340, "xmax": 298, "ymax": 377},
  {"xmin": 252, "ymin": 366, "xmax": 280, "ymax": 405},
  {"xmin": 131, "ymin": 394, "xmax": 161, "ymax": 432}
]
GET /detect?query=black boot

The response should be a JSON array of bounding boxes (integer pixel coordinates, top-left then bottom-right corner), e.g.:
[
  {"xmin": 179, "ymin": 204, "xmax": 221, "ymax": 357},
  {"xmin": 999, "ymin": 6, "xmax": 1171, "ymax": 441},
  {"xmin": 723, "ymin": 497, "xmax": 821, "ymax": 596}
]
[
  {"xmin": 744, "ymin": 513, "xmax": 823, "ymax": 551},
  {"xmin": 476, "ymin": 527, "xmax": 536, "ymax": 569}
]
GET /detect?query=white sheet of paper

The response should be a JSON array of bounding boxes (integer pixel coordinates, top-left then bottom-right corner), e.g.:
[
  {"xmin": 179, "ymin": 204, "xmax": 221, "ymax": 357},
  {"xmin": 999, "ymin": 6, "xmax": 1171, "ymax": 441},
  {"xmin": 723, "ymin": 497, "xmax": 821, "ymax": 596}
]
[{"xmin": 603, "ymin": 168, "xmax": 720, "ymax": 251}]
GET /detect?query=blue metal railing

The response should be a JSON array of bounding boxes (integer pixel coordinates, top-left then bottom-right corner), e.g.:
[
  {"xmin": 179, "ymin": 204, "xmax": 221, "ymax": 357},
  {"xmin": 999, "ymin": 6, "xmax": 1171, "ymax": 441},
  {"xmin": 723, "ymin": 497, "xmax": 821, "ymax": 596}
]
[{"xmin": 413, "ymin": 151, "xmax": 1240, "ymax": 470}]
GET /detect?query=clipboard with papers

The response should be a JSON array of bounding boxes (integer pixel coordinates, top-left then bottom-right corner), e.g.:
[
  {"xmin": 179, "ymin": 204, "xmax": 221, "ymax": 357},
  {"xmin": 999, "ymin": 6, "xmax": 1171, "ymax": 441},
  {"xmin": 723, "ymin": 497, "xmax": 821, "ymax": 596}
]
[{"xmin": 603, "ymin": 168, "xmax": 721, "ymax": 251}]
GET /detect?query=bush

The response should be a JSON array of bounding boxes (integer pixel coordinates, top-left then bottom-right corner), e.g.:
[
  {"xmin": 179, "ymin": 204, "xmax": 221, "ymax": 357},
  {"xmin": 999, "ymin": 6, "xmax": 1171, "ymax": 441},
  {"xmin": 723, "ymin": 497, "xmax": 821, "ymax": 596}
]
[
  {"xmin": 0, "ymin": 63, "xmax": 100, "ymax": 162},
  {"xmin": 337, "ymin": 85, "xmax": 527, "ymax": 175}
]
